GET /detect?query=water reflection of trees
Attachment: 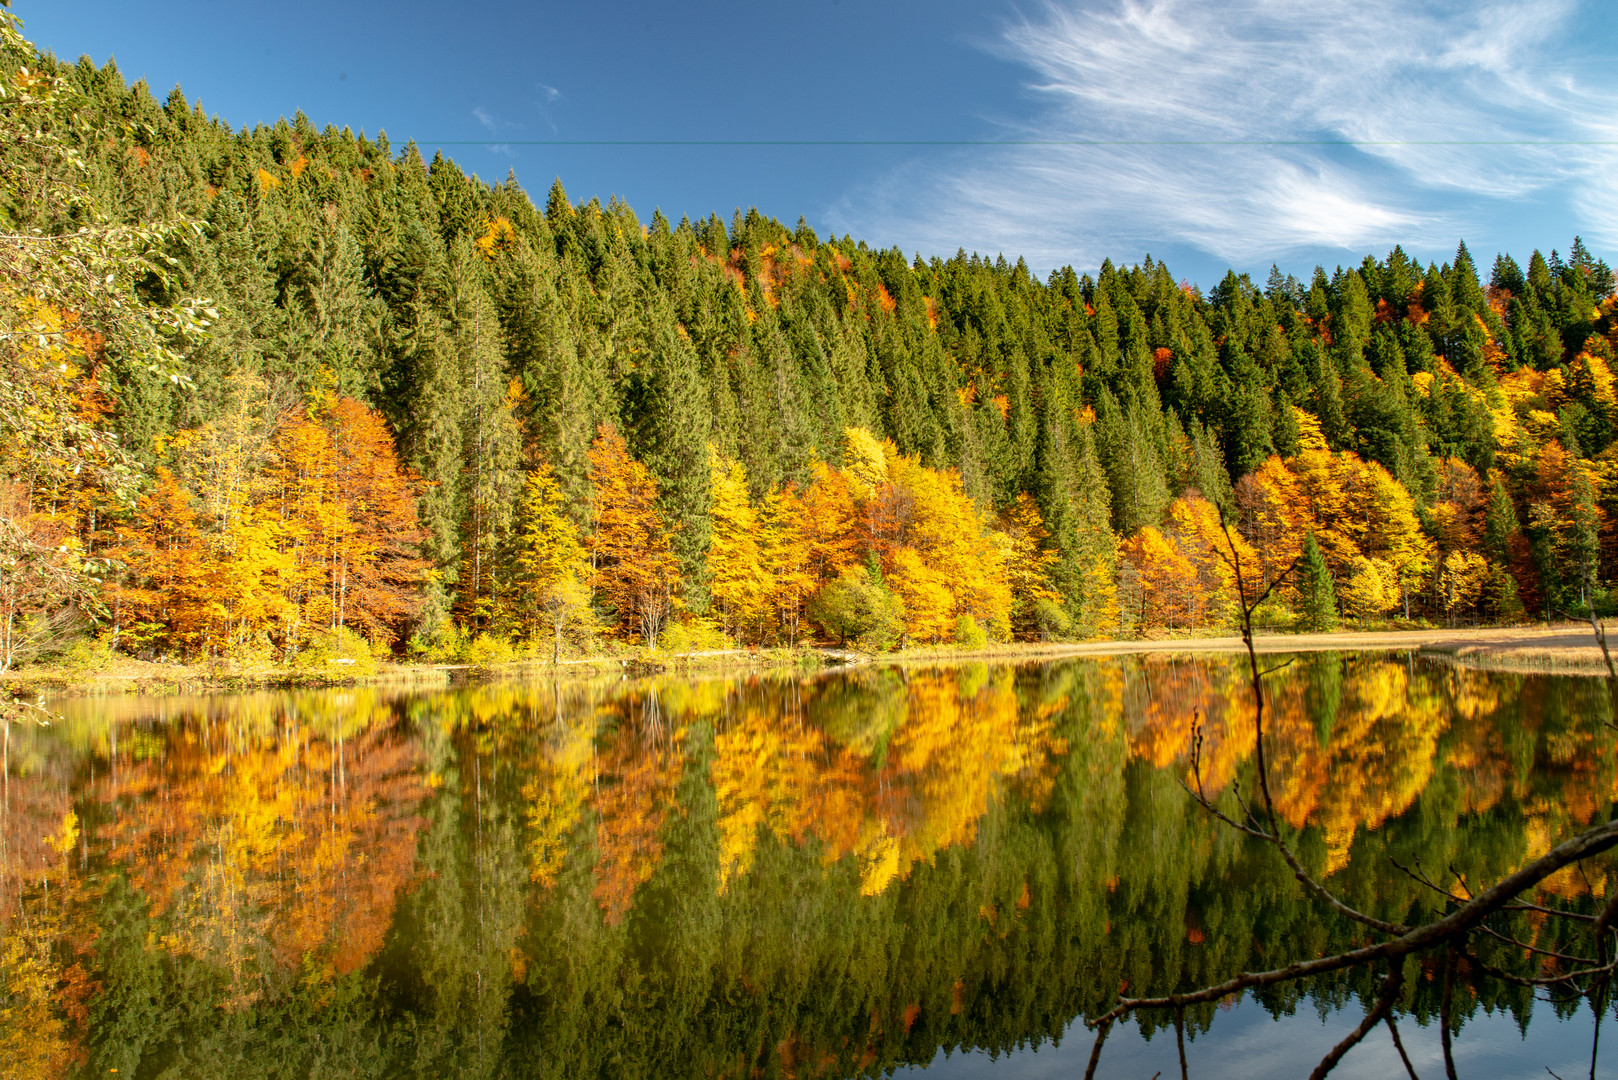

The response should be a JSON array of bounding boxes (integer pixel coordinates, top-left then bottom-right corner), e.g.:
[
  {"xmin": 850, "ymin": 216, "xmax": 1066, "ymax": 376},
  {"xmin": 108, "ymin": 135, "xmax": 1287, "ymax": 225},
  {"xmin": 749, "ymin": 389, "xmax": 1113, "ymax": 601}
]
[{"xmin": 2, "ymin": 659, "xmax": 1614, "ymax": 1078}]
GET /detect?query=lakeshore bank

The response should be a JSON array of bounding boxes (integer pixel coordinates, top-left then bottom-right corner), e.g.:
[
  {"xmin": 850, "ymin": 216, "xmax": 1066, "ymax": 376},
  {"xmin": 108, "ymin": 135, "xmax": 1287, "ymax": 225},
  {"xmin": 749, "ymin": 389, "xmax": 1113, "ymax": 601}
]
[{"xmin": 7, "ymin": 622, "xmax": 1613, "ymax": 707}]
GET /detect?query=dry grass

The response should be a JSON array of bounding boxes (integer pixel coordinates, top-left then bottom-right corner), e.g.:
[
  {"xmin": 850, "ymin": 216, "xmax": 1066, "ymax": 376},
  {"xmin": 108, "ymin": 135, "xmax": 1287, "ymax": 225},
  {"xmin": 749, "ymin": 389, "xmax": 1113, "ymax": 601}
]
[{"xmin": 12, "ymin": 622, "xmax": 1611, "ymax": 707}]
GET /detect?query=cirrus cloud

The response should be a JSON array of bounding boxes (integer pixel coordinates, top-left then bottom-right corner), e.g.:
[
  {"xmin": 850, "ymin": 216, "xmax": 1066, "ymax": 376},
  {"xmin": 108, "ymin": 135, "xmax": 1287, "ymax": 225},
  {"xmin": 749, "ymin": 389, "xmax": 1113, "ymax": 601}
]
[{"xmin": 829, "ymin": 0, "xmax": 1618, "ymax": 276}]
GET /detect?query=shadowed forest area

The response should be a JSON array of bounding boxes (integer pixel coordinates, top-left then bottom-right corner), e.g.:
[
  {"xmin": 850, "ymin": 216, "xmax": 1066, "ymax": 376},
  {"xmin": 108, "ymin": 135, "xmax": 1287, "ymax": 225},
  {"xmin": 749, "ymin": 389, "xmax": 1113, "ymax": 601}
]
[{"xmin": 4, "ymin": 11, "xmax": 1618, "ymax": 674}]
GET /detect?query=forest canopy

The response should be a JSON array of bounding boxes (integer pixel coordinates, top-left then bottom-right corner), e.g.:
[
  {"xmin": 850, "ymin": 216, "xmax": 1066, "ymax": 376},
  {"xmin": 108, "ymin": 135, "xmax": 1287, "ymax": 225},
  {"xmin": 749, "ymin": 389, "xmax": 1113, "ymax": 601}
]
[{"xmin": 3, "ymin": 12, "xmax": 1616, "ymax": 666}]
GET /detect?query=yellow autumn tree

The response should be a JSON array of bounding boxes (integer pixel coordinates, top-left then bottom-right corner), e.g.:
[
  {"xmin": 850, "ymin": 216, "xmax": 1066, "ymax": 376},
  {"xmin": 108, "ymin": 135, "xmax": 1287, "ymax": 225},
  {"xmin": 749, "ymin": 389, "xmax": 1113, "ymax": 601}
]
[
  {"xmin": 1236, "ymin": 406, "xmax": 1432, "ymax": 620},
  {"xmin": 760, "ymin": 482, "xmax": 815, "ymax": 646},
  {"xmin": 515, "ymin": 462, "xmax": 590, "ymax": 662},
  {"xmin": 887, "ymin": 546, "xmax": 955, "ymax": 644},
  {"xmin": 1120, "ymin": 526, "xmax": 1199, "ymax": 632},
  {"xmin": 706, "ymin": 451, "xmax": 769, "ymax": 641},
  {"xmin": 999, "ymin": 493, "xmax": 1062, "ymax": 640}
]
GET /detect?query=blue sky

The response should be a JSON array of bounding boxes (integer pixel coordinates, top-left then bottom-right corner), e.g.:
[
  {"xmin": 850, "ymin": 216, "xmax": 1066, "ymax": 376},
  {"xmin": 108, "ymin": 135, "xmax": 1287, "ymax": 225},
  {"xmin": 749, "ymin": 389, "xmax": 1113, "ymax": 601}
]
[{"xmin": 25, "ymin": 0, "xmax": 1618, "ymax": 288}]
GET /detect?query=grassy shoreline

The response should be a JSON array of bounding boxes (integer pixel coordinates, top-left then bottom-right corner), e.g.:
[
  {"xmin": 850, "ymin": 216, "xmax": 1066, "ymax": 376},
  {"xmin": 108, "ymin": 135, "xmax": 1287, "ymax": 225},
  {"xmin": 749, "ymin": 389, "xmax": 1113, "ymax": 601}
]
[{"xmin": 9, "ymin": 622, "xmax": 1610, "ymax": 706}]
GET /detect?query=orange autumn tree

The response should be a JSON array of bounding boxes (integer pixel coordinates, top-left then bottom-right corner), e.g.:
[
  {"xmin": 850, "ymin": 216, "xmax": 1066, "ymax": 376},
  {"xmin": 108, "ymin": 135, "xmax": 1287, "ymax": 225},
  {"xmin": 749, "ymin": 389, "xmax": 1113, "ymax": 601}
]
[
  {"xmin": 588, "ymin": 424, "xmax": 681, "ymax": 645},
  {"xmin": 796, "ymin": 459, "xmax": 860, "ymax": 588},
  {"xmin": 1119, "ymin": 493, "xmax": 1255, "ymax": 634},
  {"xmin": 268, "ymin": 389, "xmax": 427, "ymax": 650},
  {"xmin": 1120, "ymin": 525, "xmax": 1199, "ymax": 632},
  {"xmin": 109, "ymin": 457, "xmax": 299, "ymax": 661},
  {"xmin": 105, "ymin": 467, "xmax": 215, "ymax": 654}
]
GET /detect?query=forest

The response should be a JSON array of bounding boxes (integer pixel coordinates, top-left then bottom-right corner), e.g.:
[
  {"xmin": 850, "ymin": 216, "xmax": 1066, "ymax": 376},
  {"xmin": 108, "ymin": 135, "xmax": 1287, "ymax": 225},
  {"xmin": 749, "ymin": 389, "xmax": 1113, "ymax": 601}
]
[{"xmin": 4, "ymin": 9, "xmax": 1617, "ymax": 669}]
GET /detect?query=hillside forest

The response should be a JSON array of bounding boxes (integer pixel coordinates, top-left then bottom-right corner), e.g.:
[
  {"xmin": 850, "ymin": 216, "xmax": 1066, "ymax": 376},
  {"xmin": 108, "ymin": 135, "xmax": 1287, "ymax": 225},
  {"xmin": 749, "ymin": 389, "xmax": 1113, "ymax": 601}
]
[{"xmin": 5, "ymin": 12, "xmax": 1618, "ymax": 669}]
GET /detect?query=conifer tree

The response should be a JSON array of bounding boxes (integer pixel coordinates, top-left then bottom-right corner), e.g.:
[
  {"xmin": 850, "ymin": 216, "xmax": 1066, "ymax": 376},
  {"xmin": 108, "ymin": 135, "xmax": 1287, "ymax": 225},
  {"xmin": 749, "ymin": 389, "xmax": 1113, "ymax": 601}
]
[
  {"xmin": 446, "ymin": 251, "xmax": 521, "ymax": 631},
  {"xmin": 1483, "ymin": 472, "xmax": 1519, "ymax": 563},
  {"xmin": 630, "ymin": 294, "xmax": 713, "ymax": 609},
  {"xmin": 1298, "ymin": 532, "xmax": 1338, "ymax": 633}
]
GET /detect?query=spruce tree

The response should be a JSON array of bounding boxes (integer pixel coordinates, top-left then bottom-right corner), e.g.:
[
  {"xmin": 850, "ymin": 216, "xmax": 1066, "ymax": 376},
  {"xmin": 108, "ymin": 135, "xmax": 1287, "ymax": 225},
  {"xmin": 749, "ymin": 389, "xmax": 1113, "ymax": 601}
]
[
  {"xmin": 630, "ymin": 294, "xmax": 714, "ymax": 609},
  {"xmin": 1298, "ymin": 533, "xmax": 1338, "ymax": 633},
  {"xmin": 1483, "ymin": 472, "xmax": 1519, "ymax": 563},
  {"xmin": 448, "ymin": 247, "xmax": 521, "ymax": 630}
]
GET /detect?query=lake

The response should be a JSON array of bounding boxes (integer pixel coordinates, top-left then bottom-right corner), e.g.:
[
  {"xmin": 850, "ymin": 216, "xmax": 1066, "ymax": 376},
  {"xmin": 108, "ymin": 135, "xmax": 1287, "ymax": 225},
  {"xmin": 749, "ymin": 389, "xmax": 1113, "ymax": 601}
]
[{"xmin": 2, "ymin": 654, "xmax": 1611, "ymax": 1078}]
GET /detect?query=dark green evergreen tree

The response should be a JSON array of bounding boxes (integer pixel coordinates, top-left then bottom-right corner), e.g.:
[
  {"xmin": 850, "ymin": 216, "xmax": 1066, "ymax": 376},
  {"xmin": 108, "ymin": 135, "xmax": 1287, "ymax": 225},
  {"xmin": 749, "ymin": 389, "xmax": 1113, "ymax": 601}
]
[{"xmin": 1298, "ymin": 533, "xmax": 1337, "ymax": 632}]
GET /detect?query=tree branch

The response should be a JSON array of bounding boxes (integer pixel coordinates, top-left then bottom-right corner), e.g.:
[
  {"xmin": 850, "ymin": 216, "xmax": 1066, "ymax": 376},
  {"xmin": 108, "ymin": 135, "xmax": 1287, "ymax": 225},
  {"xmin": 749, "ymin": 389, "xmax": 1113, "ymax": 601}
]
[{"xmin": 1307, "ymin": 963, "xmax": 1404, "ymax": 1080}]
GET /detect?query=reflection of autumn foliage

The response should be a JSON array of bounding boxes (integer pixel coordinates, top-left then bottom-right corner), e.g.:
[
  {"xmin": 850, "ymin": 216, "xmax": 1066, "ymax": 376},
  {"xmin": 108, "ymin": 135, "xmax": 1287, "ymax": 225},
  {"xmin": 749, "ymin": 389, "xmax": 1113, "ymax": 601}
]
[
  {"xmin": 1265, "ymin": 663, "xmax": 1446, "ymax": 875},
  {"xmin": 1124, "ymin": 658, "xmax": 1245, "ymax": 790},
  {"xmin": 1122, "ymin": 655, "xmax": 1618, "ymax": 886},
  {"xmin": 10, "ymin": 659, "xmax": 1618, "ymax": 1080},
  {"xmin": 1440, "ymin": 670, "xmax": 1618, "ymax": 901},
  {"xmin": 512, "ymin": 668, "xmax": 1075, "ymax": 911},
  {"xmin": 522, "ymin": 718, "xmax": 595, "ymax": 890},
  {"xmin": 712, "ymin": 704, "xmax": 871, "ymax": 893},
  {"xmin": 710, "ymin": 667, "xmax": 1070, "ymax": 897},
  {"xmin": 589, "ymin": 721, "xmax": 685, "ymax": 925},
  {"xmin": 1, "ymin": 772, "xmax": 92, "ymax": 1080},
  {"xmin": 1127, "ymin": 657, "xmax": 1448, "ymax": 874},
  {"xmin": 91, "ymin": 697, "xmax": 426, "ymax": 987}
]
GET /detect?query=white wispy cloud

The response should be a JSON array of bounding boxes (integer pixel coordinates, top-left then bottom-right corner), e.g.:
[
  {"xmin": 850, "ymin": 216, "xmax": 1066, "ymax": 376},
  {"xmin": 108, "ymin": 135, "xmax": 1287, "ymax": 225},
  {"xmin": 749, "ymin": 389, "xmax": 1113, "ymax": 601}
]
[
  {"xmin": 535, "ymin": 83, "xmax": 562, "ymax": 132},
  {"xmin": 829, "ymin": 0, "xmax": 1617, "ymax": 273}
]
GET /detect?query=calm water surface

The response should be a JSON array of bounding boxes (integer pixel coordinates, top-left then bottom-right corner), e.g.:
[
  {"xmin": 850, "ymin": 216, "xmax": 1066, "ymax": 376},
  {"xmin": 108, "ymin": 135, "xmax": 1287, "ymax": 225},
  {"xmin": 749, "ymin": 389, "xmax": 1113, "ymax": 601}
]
[{"xmin": 3, "ymin": 654, "xmax": 1612, "ymax": 1078}]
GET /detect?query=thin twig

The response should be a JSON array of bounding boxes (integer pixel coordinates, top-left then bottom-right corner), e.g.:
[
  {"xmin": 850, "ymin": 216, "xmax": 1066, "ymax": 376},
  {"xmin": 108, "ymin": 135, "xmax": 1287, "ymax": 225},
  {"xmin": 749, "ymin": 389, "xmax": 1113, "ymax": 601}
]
[
  {"xmin": 1442, "ymin": 944, "xmax": 1459, "ymax": 1080},
  {"xmin": 1472, "ymin": 921, "xmax": 1597, "ymax": 965},
  {"xmin": 1395, "ymin": 856, "xmax": 1597, "ymax": 923},
  {"xmin": 1307, "ymin": 963, "xmax": 1404, "ymax": 1080},
  {"xmin": 1386, "ymin": 1015, "xmax": 1421, "ymax": 1080},
  {"xmin": 1175, "ymin": 1006, "xmax": 1188, "ymax": 1080}
]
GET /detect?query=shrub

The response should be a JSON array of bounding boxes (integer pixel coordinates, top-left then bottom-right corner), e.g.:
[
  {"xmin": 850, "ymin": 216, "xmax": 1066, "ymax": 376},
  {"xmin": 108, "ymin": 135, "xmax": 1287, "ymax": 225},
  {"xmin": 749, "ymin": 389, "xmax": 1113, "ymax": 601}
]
[
  {"xmin": 294, "ymin": 626, "xmax": 379, "ymax": 675},
  {"xmin": 660, "ymin": 618, "xmax": 729, "ymax": 653},
  {"xmin": 1031, "ymin": 597, "xmax": 1074, "ymax": 641},
  {"xmin": 952, "ymin": 614, "xmax": 987, "ymax": 650},
  {"xmin": 60, "ymin": 634, "xmax": 114, "ymax": 675},
  {"xmin": 463, "ymin": 633, "xmax": 516, "ymax": 667}
]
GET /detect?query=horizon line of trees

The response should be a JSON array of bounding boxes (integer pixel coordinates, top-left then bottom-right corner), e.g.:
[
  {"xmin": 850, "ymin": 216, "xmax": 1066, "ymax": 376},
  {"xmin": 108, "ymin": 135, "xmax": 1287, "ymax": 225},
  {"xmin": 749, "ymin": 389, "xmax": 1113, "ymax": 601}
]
[{"xmin": 5, "ymin": 17, "xmax": 1618, "ymax": 667}]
